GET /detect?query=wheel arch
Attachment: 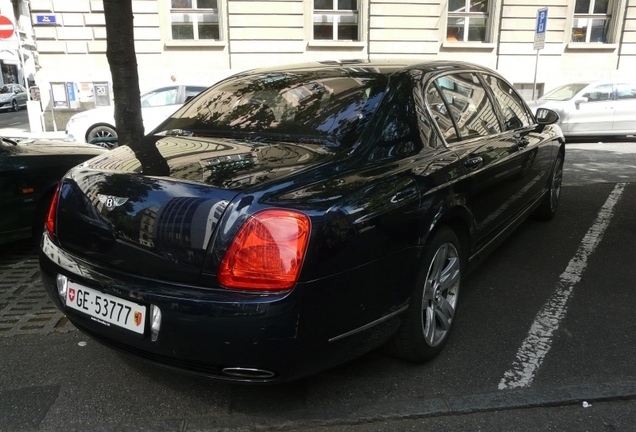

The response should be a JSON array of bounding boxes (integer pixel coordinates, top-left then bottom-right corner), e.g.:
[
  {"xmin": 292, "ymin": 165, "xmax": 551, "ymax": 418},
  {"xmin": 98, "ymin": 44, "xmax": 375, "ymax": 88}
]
[
  {"xmin": 85, "ymin": 123, "xmax": 117, "ymax": 142},
  {"xmin": 425, "ymin": 204, "xmax": 473, "ymax": 271}
]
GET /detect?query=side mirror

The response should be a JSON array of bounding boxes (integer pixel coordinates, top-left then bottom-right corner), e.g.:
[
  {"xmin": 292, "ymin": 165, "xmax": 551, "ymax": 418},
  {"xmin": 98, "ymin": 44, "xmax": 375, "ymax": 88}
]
[
  {"xmin": 535, "ymin": 108, "xmax": 559, "ymax": 125},
  {"xmin": 574, "ymin": 97, "xmax": 588, "ymax": 107}
]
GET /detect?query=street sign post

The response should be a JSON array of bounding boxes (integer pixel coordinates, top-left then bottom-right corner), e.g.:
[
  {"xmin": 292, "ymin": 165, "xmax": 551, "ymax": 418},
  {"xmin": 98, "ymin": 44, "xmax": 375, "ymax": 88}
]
[
  {"xmin": 0, "ymin": 15, "xmax": 15, "ymax": 39},
  {"xmin": 534, "ymin": 8, "xmax": 548, "ymax": 50},
  {"xmin": 532, "ymin": 8, "xmax": 548, "ymax": 100}
]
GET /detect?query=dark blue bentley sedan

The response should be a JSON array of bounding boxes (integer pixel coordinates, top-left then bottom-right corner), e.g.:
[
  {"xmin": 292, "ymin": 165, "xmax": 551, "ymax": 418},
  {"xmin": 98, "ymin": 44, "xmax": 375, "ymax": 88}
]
[{"xmin": 39, "ymin": 60, "xmax": 564, "ymax": 383}]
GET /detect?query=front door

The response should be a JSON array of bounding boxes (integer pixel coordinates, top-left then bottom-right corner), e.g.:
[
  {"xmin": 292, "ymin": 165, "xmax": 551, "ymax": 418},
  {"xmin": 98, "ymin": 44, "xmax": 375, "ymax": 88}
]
[{"xmin": 566, "ymin": 83, "xmax": 614, "ymax": 134}]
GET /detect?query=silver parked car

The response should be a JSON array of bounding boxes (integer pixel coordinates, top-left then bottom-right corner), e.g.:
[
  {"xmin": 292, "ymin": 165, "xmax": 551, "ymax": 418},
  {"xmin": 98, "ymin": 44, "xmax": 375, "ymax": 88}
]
[
  {"xmin": 0, "ymin": 84, "xmax": 28, "ymax": 112},
  {"xmin": 527, "ymin": 81, "xmax": 636, "ymax": 137}
]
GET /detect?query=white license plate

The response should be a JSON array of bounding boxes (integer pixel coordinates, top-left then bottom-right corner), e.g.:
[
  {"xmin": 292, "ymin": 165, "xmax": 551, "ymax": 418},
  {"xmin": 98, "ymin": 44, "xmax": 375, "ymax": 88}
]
[{"xmin": 65, "ymin": 281, "xmax": 146, "ymax": 334}]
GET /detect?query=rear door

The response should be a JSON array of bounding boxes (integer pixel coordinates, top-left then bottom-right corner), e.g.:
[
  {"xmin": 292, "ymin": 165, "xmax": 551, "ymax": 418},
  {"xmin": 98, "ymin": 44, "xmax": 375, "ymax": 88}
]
[{"xmin": 612, "ymin": 83, "xmax": 636, "ymax": 134}]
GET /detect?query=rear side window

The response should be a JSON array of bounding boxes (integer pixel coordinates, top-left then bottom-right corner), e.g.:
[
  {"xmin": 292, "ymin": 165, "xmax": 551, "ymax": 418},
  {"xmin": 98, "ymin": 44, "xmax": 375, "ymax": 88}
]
[
  {"xmin": 482, "ymin": 74, "xmax": 532, "ymax": 130},
  {"xmin": 426, "ymin": 84, "xmax": 458, "ymax": 144},
  {"xmin": 616, "ymin": 83, "xmax": 636, "ymax": 100},
  {"xmin": 431, "ymin": 73, "xmax": 501, "ymax": 142}
]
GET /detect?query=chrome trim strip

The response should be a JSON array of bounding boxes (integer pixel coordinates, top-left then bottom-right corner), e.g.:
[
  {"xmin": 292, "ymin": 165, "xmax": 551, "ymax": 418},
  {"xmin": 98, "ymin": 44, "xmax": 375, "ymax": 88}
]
[
  {"xmin": 41, "ymin": 234, "xmax": 85, "ymax": 278},
  {"xmin": 329, "ymin": 305, "xmax": 409, "ymax": 343}
]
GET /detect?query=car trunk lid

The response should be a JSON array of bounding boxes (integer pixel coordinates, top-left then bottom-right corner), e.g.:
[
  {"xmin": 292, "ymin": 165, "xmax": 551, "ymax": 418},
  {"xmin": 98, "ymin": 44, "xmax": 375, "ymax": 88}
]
[{"xmin": 54, "ymin": 135, "xmax": 336, "ymax": 284}]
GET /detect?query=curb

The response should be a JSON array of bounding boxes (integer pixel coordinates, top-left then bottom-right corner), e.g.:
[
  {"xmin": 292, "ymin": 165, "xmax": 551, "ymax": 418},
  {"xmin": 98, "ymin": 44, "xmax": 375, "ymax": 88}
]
[
  {"xmin": 0, "ymin": 128, "xmax": 66, "ymax": 140},
  {"xmin": 34, "ymin": 380, "xmax": 636, "ymax": 432}
]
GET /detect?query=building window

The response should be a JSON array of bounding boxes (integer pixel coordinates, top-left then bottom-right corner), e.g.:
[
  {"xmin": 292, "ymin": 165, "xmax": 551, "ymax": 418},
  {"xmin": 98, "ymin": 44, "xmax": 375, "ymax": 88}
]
[
  {"xmin": 571, "ymin": 0, "xmax": 611, "ymax": 43},
  {"xmin": 313, "ymin": 0, "xmax": 359, "ymax": 41},
  {"xmin": 170, "ymin": 0, "xmax": 220, "ymax": 40},
  {"xmin": 447, "ymin": 0, "xmax": 490, "ymax": 42}
]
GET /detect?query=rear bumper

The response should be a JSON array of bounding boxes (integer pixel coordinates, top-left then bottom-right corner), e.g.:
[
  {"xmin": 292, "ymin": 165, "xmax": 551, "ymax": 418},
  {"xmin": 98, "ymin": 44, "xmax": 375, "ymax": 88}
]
[{"xmin": 39, "ymin": 234, "xmax": 407, "ymax": 383}]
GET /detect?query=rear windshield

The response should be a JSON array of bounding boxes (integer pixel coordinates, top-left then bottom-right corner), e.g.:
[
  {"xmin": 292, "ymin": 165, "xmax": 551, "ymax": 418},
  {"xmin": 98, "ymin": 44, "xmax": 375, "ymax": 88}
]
[
  {"xmin": 541, "ymin": 83, "xmax": 589, "ymax": 101},
  {"xmin": 158, "ymin": 70, "xmax": 387, "ymax": 148}
]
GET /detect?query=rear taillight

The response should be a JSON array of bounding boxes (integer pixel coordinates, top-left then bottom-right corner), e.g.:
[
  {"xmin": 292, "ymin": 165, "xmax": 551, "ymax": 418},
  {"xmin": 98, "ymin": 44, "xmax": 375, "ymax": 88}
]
[
  {"xmin": 218, "ymin": 209, "xmax": 311, "ymax": 291},
  {"xmin": 46, "ymin": 183, "xmax": 62, "ymax": 240}
]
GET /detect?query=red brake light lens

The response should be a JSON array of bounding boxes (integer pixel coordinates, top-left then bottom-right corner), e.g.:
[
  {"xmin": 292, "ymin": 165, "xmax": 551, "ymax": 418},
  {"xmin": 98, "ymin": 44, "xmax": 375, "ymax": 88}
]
[
  {"xmin": 45, "ymin": 183, "xmax": 62, "ymax": 240},
  {"xmin": 218, "ymin": 209, "xmax": 311, "ymax": 291}
]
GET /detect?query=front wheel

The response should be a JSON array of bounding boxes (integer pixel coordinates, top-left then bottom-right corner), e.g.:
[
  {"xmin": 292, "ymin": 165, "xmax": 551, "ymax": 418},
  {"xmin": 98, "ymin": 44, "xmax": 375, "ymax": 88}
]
[
  {"xmin": 87, "ymin": 125, "xmax": 118, "ymax": 149},
  {"xmin": 11, "ymin": 100, "xmax": 18, "ymax": 112},
  {"xmin": 386, "ymin": 227, "xmax": 462, "ymax": 362}
]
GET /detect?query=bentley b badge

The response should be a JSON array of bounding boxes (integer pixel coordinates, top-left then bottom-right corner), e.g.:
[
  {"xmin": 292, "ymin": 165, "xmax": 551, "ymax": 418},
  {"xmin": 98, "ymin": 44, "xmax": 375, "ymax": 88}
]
[{"xmin": 98, "ymin": 194, "xmax": 129, "ymax": 211}]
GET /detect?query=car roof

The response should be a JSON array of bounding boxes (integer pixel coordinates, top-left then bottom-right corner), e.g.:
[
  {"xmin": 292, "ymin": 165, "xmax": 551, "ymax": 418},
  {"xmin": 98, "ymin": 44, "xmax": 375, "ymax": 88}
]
[{"xmin": 236, "ymin": 59, "xmax": 497, "ymax": 79}]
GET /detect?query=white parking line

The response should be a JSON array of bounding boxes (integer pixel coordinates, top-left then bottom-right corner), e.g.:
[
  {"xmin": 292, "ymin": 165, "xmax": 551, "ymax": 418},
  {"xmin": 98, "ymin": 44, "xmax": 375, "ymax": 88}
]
[{"xmin": 498, "ymin": 183, "xmax": 626, "ymax": 390}]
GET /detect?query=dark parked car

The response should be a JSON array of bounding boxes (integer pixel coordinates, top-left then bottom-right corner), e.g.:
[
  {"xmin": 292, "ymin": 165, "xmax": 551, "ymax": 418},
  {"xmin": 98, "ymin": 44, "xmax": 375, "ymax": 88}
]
[
  {"xmin": 40, "ymin": 60, "xmax": 564, "ymax": 383},
  {"xmin": 0, "ymin": 137, "xmax": 105, "ymax": 245}
]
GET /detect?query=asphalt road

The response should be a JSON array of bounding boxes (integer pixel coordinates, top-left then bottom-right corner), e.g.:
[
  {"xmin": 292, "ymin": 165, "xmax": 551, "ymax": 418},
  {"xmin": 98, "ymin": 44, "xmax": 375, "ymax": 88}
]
[
  {"xmin": 1, "ymin": 140, "xmax": 635, "ymax": 432},
  {"xmin": 0, "ymin": 108, "xmax": 29, "ymax": 131}
]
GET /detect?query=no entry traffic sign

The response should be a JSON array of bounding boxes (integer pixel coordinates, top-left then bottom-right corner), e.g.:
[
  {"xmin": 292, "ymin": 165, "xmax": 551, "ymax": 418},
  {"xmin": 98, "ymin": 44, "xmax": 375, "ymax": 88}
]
[{"xmin": 0, "ymin": 15, "xmax": 15, "ymax": 39}]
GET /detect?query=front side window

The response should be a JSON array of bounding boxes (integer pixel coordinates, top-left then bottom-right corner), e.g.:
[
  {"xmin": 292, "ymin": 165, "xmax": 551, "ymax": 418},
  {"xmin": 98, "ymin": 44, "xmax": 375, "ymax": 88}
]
[
  {"xmin": 141, "ymin": 87, "xmax": 179, "ymax": 107},
  {"xmin": 171, "ymin": 0, "xmax": 220, "ymax": 40},
  {"xmin": 583, "ymin": 84, "xmax": 613, "ymax": 102},
  {"xmin": 571, "ymin": 0, "xmax": 611, "ymax": 43},
  {"xmin": 313, "ymin": 0, "xmax": 359, "ymax": 41},
  {"xmin": 447, "ymin": 0, "xmax": 490, "ymax": 42},
  {"xmin": 482, "ymin": 75, "xmax": 532, "ymax": 130},
  {"xmin": 542, "ymin": 83, "xmax": 589, "ymax": 101}
]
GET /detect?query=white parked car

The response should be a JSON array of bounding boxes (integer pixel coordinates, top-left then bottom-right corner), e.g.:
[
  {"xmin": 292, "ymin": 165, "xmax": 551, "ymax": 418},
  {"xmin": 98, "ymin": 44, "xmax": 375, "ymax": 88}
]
[
  {"xmin": 527, "ymin": 81, "xmax": 636, "ymax": 137},
  {"xmin": 65, "ymin": 84, "xmax": 208, "ymax": 148}
]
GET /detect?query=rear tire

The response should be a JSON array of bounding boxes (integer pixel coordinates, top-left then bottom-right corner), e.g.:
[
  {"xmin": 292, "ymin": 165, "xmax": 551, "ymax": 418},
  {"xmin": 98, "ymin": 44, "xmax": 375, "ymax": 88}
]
[
  {"xmin": 533, "ymin": 153, "xmax": 564, "ymax": 221},
  {"xmin": 386, "ymin": 227, "xmax": 463, "ymax": 362}
]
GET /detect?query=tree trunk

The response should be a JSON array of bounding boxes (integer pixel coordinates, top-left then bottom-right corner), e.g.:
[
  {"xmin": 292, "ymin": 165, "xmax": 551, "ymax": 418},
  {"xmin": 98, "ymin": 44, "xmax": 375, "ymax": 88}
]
[{"xmin": 103, "ymin": 0, "xmax": 144, "ymax": 149}]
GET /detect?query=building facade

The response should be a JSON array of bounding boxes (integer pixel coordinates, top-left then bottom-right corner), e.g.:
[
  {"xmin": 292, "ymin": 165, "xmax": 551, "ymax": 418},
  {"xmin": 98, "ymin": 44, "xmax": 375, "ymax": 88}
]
[
  {"xmin": 0, "ymin": 0, "xmax": 37, "ymax": 90},
  {"xmin": 26, "ymin": 0, "xmax": 636, "ymax": 112}
]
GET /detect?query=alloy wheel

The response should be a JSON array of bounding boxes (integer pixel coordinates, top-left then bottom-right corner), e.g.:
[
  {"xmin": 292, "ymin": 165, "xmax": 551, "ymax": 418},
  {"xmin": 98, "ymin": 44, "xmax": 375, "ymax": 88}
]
[{"xmin": 421, "ymin": 242, "xmax": 460, "ymax": 347}]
